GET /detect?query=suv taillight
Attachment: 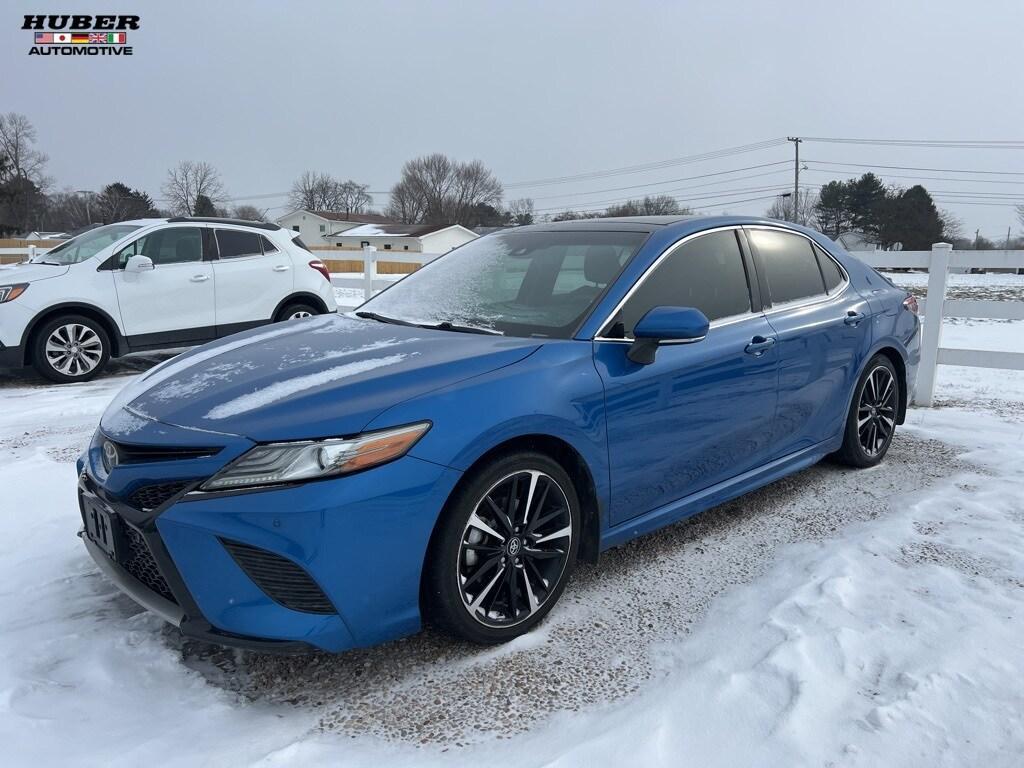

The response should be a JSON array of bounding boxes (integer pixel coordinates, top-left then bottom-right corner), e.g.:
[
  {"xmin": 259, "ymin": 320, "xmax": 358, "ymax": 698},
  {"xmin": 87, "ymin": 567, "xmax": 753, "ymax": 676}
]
[
  {"xmin": 309, "ymin": 260, "xmax": 330, "ymax": 282},
  {"xmin": 903, "ymin": 295, "xmax": 919, "ymax": 315}
]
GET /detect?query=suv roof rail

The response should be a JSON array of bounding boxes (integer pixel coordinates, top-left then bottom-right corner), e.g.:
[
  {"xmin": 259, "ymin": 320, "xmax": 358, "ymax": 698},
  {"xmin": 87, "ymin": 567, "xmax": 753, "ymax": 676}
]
[{"xmin": 166, "ymin": 216, "xmax": 281, "ymax": 231}]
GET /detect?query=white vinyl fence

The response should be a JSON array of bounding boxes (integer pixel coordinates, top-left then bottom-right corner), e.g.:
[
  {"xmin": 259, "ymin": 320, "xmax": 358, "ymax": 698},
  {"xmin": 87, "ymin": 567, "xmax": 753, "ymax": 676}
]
[
  {"xmin": 329, "ymin": 245, "xmax": 441, "ymax": 301},
  {"xmin": 853, "ymin": 243, "xmax": 1024, "ymax": 406},
  {"xmin": 0, "ymin": 244, "xmax": 50, "ymax": 261}
]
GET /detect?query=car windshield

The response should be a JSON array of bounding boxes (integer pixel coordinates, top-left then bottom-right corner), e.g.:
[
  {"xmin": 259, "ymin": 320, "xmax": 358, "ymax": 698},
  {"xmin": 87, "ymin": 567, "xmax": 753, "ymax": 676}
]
[
  {"xmin": 32, "ymin": 224, "xmax": 143, "ymax": 265},
  {"xmin": 358, "ymin": 230, "xmax": 647, "ymax": 338}
]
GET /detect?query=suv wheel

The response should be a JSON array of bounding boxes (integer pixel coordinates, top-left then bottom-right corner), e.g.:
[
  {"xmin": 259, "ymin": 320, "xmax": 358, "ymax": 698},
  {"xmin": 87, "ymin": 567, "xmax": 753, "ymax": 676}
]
[
  {"xmin": 276, "ymin": 301, "xmax": 320, "ymax": 322},
  {"xmin": 424, "ymin": 452, "xmax": 581, "ymax": 644},
  {"xmin": 31, "ymin": 314, "xmax": 111, "ymax": 383}
]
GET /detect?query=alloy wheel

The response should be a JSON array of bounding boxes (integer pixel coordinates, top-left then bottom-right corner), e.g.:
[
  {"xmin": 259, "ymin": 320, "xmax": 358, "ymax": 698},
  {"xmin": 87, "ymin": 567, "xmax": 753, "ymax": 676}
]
[
  {"xmin": 857, "ymin": 365, "xmax": 897, "ymax": 456},
  {"xmin": 458, "ymin": 469, "xmax": 573, "ymax": 628},
  {"xmin": 288, "ymin": 310, "xmax": 313, "ymax": 320},
  {"xmin": 45, "ymin": 323, "xmax": 103, "ymax": 377}
]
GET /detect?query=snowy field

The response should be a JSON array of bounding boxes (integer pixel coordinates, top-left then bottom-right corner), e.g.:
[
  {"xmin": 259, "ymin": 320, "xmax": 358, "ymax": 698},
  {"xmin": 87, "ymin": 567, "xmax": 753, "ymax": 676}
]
[{"xmin": 0, "ymin": 274, "xmax": 1022, "ymax": 767}]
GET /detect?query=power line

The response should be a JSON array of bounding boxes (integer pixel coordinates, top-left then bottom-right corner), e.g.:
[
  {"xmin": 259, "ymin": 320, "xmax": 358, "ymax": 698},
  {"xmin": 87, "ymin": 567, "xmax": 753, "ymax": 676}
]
[
  {"xmin": 802, "ymin": 137, "xmax": 1024, "ymax": 149},
  {"xmin": 532, "ymin": 183, "xmax": 794, "ymax": 214},
  {"xmin": 803, "ymin": 159, "xmax": 1024, "ymax": 176},
  {"xmin": 802, "ymin": 166, "xmax": 1024, "ymax": 186},
  {"xmin": 504, "ymin": 138, "xmax": 789, "ymax": 189}
]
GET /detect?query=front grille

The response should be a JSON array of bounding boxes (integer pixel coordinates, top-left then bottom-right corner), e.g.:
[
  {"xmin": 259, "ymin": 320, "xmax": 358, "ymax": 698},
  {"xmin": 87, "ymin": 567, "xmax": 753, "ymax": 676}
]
[
  {"xmin": 220, "ymin": 539, "xmax": 335, "ymax": 614},
  {"xmin": 128, "ymin": 481, "xmax": 192, "ymax": 511},
  {"xmin": 106, "ymin": 440, "xmax": 220, "ymax": 464},
  {"xmin": 121, "ymin": 526, "xmax": 177, "ymax": 604}
]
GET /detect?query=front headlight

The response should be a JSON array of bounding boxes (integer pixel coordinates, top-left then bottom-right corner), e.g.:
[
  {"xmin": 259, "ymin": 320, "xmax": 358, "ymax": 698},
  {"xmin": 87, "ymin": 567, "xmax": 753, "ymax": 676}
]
[
  {"xmin": 200, "ymin": 421, "xmax": 431, "ymax": 491},
  {"xmin": 0, "ymin": 283, "xmax": 28, "ymax": 303}
]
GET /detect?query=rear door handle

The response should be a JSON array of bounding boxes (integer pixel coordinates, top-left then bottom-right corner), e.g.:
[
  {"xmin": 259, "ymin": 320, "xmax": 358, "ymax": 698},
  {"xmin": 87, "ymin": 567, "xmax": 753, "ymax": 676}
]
[
  {"xmin": 273, "ymin": 265, "xmax": 290, "ymax": 272},
  {"xmin": 190, "ymin": 274, "xmax": 210, "ymax": 283},
  {"xmin": 844, "ymin": 311, "xmax": 866, "ymax": 326},
  {"xmin": 744, "ymin": 335, "xmax": 776, "ymax": 356}
]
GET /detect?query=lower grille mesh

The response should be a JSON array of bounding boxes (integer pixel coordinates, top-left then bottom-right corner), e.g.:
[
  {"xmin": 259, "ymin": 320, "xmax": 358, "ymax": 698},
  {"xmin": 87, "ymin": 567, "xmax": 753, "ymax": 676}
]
[
  {"xmin": 122, "ymin": 526, "xmax": 177, "ymax": 604},
  {"xmin": 128, "ymin": 481, "xmax": 191, "ymax": 511},
  {"xmin": 220, "ymin": 539, "xmax": 335, "ymax": 614}
]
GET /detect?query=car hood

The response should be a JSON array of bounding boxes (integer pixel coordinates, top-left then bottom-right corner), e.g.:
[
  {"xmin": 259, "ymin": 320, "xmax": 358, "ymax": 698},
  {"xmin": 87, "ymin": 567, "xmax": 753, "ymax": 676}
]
[
  {"xmin": 104, "ymin": 314, "xmax": 542, "ymax": 442},
  {"xmin": 0, "ymin": 261, "xmax": 70, "ymax": 282}
]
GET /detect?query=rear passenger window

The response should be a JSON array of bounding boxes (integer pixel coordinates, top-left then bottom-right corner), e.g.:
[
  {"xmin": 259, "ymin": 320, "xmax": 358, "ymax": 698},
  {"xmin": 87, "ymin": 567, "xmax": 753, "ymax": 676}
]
[
  {"xmin": 215, "ymin": 229, "xmax": 262, "ymax": 258},
  {"xmin": 260, "ymin": 235, "xmax": 278, "ymax": 254},
  {"xmin": 814, "ymin": 244, "xmax": 845, "ymax": 293},
  {"xmin": 748, "ymin": 229, "xmax": 826, "ymax": 305},
  {"xmin": 606, "ymin": 230, "xmax": 751, "ymax": 337}
]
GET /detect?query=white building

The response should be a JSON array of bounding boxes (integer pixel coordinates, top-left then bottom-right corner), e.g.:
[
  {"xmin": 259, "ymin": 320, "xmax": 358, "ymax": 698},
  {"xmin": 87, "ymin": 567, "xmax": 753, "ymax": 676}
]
[
  {"xmin": 274, "ymin": 210, "xmax": 395, "ymax": 246},
  {"xmin": 326, "ymin": 224, "xmax": 478, "ymax": 254}
]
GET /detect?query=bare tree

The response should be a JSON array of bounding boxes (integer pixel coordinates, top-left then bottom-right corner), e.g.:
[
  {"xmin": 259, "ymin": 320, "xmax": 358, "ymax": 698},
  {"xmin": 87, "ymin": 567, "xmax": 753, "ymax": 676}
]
[
  {"xmin": 232, "ymin": 203, "xmax": 270, "ymax": 221},
  {"xmin": 507, "ymin": 197, "xmax": 534, "ymax": 225},
  {"xmin": 1016, "ymin": 203, "xmax": 1024, "ymax": 229},
  {"xmin": 161, "ymin": 161, "xmax": 227, "ymax": 216},
  {"xmin": 765, "ymin": 189, "xmax": 818, "ymax": 226},
  {"xmin": 0, "ymin": 113, "xmax": 49, "ymax": 184},
  {"xmin": 385, "ymin": 154, "xmax": 502, "ymax": 224},
  {"xmin": 335, "ymin": 181, "xmax": 372, "ymax": 216}
]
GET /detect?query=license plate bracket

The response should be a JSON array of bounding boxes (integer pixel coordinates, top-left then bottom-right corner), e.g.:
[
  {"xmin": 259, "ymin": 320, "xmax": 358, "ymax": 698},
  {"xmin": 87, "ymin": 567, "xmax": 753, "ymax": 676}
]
[{"xmin": 83, "ymin": 498, "xmax": 120, "ymax": 560}]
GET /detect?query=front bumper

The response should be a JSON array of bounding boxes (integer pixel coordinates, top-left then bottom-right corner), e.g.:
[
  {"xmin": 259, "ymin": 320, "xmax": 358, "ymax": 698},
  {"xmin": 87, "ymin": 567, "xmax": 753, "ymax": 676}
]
[{"xmin": 79, "ymin": 451, "xmax": 462, "ymax": 653}]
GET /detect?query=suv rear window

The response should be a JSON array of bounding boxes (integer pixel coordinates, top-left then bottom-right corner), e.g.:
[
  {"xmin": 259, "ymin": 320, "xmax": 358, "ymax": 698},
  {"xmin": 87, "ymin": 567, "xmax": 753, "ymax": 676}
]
[
  {"xmin": 215, "ymin": 229, "xmax": 262, "ymax": 259},
  {"xmin": 291, "ymin": 235, "xmax": 312, "ymax": 253}
]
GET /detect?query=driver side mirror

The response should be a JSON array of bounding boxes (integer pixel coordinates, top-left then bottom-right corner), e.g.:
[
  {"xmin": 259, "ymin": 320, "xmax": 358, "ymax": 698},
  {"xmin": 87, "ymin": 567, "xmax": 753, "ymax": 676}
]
[
  {"xmin": 627, "ymin": 306, "xmax": 710, "ymax": 365},
  {"xmin": 125, "ymin": 254, "xmax": 154, "ymax": 273}
]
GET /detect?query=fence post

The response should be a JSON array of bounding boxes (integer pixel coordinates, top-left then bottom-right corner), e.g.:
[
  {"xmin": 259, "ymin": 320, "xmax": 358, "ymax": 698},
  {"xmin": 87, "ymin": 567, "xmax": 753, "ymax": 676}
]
[
  {"xmin": 28, "ymin": 244, "xmax": 36, "ymax": 263},
  {"xmin": 914, "ymin": 242, "xmax": 951, "ymax": 406},
  {"xmin": 362, "ymin": 245, "xmax": 377, "ymax": 301}
]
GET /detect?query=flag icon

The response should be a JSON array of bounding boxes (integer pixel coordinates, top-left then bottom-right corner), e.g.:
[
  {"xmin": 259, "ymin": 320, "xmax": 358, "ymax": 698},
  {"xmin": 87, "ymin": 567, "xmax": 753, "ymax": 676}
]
[
  {"xmin": 88, "ymin": 32, "xmax": 127, "ymax": 44},
  {"xmin": 34, "ymin": 32, "xmax": 54, "ymax": 43},
  {"xmin": 71, "ymin": 34, "xmax": 90, "ymax": 44},
  {"xmin": 53, "ymin": 33, "xmax": 72, "ymax": 43}
]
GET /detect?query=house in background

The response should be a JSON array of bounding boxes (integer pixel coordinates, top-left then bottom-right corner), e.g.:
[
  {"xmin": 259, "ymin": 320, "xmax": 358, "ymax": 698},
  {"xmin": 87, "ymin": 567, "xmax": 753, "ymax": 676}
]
[
  {"xmin": 23, "ymin": 231, "xmax": 68, "ymax": 241},
  {"xmin": 326, "ymin": 223, "xmax": 478, "ymax": 254},
  {"xmin": 275, "ymin": 210, "xmax": 394, "ymax": 246}
]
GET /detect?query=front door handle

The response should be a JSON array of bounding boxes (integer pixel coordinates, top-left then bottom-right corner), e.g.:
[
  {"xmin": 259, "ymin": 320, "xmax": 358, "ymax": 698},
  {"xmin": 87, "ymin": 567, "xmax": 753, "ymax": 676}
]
[
  {"xmin": 744, "ymin": 335, "xmax": 776, "ymax": 356},
  {"xmin": 190, "ymin": 274, "xmax": 210, "ymax": 283},
  {"xmin": 844, "ymin": 311, "xmax": 866, "ymax": 326},
  {"xmin": 273, "ymin": 265, "xmax": 290, "ymax": 272}
]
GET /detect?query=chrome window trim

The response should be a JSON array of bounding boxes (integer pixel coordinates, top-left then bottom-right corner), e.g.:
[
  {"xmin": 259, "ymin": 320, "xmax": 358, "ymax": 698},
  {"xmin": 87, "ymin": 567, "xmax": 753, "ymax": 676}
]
[
  {"xmin": 743, "ymin": 224, "xmax": 851, "ymax": 316},
  {"xmin": 593, "ymin": 225, "xmax": 758, "ymax": 343}
]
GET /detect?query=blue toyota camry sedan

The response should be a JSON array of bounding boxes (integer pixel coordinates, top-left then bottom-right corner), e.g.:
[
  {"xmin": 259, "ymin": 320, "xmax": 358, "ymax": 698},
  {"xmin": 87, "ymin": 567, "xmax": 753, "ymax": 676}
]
[{"xmin": 78, "ymin": 215, "xmax": 920, "ymax": 652}]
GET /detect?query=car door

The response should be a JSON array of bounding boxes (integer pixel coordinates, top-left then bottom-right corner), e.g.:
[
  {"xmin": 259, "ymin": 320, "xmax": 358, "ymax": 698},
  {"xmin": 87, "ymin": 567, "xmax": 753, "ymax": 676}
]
[
  {"xmin": 111, "ymin": 225, "xmax": 216, "ymax": 343},
  {"xmin": 210, "ymin": 228, "xmax": 293, "ymax": 333},
  {"xmin": 745, "ymin": 226, "xmax": 874, "ymax": 457},
  {"xmin": 593, "ymin": 228, "xmax": 780, "ymax": 526}
]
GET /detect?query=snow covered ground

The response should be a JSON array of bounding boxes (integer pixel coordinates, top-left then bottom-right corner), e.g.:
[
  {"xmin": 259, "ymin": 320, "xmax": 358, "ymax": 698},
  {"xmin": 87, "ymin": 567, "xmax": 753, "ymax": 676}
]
[
  {"xmin": 0, "ymin": 274, "xmax": 1022, "ymax": 767},
  {"xmin": 332, "ymin": 271, "xmax": 403, "ymax": 309}
]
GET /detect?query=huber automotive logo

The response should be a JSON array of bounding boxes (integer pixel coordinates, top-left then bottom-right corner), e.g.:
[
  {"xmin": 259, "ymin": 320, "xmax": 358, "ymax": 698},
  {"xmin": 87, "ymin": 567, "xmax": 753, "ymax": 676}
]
[{"xmin": 23, "ymin": 14, "xmax": 139, "ymax": 56}]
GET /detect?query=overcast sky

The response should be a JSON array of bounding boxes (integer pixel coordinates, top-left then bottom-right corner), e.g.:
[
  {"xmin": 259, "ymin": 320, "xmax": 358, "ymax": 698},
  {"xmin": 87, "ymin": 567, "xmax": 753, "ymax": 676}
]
[{"xmin": 3, "ymin": 0, "xmax": 1023, "ymax": 237}]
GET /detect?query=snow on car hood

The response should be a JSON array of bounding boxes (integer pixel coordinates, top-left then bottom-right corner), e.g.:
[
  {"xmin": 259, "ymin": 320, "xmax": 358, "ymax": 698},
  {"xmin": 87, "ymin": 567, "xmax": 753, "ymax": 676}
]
[
  {"xmin": 104, "ymin": 314, "xmax": 541, "ymax": 442},
  {"xmin": 0, "ymin": 261, "xmax": 70, "ymax": 283}
]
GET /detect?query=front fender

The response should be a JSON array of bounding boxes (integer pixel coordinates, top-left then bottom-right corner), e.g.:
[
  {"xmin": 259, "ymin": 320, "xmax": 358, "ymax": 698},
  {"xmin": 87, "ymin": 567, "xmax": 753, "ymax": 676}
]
[{"xmin": 364, "ymin": 341, "xmax": 610, "ymax": 522}]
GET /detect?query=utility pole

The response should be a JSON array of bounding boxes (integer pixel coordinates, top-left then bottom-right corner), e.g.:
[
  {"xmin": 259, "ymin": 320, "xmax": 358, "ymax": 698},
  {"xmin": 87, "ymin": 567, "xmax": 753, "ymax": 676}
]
[{"xmin": 787, "ymin": 136, "xmax": 802, "ymax": 222}]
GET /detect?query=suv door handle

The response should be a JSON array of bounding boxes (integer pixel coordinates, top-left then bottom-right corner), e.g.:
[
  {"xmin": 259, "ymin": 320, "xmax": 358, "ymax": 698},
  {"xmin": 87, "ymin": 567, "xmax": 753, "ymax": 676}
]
[
  {"xmin": 273, "ymin": 265, "xmax": 290, "ymax": 272},
  {"xmin": 744, "ymin": 335, "xmax": 776, "ymax": 356},
  {"xmin": 844, "ymin": 311, "xmax": 866, "ymax": 326},
  {"xmin": 190, "ymin": 274, "xmax": 210, "ymax": 283}
]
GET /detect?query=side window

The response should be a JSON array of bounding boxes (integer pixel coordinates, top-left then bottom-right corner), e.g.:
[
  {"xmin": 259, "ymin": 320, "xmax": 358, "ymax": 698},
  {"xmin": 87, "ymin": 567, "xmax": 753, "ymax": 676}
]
[
  {"xmin": 260, "ymin": 235, "xmax": 278, "ymax": 254},
  {"xmin": 606, "ymin": 230, "xmax": 751, "ymax": 337},
  {"xmin": 814, "ymin": 244, "xmax": 845, "ymax": 293},
  {"xmin": 215, "ymin": 229, "xmax": 262, "ymax": 259},
  {"xmin": 114, "ymin": 227, "xmax": 203, "ymax": 267},
  {"xmin": 748, "ymin": 229, "xmax": 826, "ymax": 305}
]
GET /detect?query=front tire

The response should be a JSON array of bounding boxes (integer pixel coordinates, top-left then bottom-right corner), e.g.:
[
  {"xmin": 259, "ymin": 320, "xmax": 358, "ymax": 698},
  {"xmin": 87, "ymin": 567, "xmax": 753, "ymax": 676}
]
[
  {"xmin": 834, "ymin": 354, "xmax": 900, "ymax": 468},
  {"xmin": 424, "ymin": 452, "xmax": 581, "ymax": 644},
  {"xmin": 31, "ymin": 314, "xmax": 110, "ymax": 383}
]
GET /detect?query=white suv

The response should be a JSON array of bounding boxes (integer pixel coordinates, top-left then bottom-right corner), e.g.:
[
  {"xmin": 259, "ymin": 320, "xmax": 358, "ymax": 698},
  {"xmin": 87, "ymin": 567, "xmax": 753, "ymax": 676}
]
[{"xmin": 0, "ymin": 217, "xmax": 337, "ymax": 383}]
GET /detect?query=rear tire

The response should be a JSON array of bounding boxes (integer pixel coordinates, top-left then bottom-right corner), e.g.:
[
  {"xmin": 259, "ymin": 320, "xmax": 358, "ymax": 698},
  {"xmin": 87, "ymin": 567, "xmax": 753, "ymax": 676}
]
[
  {"xmin": 31, "ymin": 314, "xmax": 110, "ymax": 383},
  {"xmin": 834, "ymin": 354, "xmax": 900, "ymax": 468},
  {"xmin": 424, "ymin": 452, "xmax": 581, "ymax": 644},
  {"xmin": 275, "ymin": 301, "xmax": 320, "ymax": 322}
]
